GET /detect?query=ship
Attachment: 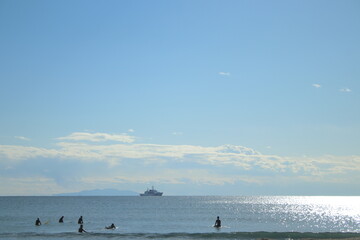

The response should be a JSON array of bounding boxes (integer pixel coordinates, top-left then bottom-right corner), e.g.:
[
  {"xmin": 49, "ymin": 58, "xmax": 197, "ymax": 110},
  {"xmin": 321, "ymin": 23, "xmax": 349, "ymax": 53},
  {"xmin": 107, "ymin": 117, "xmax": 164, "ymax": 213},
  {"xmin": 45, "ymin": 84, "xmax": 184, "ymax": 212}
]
[{"xmin": 140, "ymin": 186, "xmax": 163, "ymax": 196}]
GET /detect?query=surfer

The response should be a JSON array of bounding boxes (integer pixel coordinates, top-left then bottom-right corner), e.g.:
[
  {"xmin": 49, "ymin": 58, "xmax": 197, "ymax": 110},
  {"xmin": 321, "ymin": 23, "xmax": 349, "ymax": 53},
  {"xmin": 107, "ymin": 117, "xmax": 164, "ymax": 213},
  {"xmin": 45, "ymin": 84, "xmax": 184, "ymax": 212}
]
[
  {"xmin": 105, "ymin": 223, "xmax": 116, "ymax": 229},
  {"xmin": 78, "ymin": 216, "xmax": 83, "ymax": 224},
  {"xmin": 59, "ymin": 216, "xmax": 64, "ymax": 223},
  {"xmin": 78, "ymin": 224, "xmax": 87, "ymax": 233},
  {"xmin": 35, "ymin": 218, "xmax": 41, "ymax": 226},
  {"xmin": 214, "ymin": 216, "xmax": 221, "ymax": 228}
]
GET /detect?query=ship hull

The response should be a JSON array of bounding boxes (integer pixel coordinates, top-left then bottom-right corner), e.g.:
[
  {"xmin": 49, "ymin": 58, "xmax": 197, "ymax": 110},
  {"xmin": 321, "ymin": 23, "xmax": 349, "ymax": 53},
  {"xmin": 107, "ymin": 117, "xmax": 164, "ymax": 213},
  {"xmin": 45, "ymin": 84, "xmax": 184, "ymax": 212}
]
[{"xmin": 140, "ymin": 193, "xmax": 163, "ymax": 196}]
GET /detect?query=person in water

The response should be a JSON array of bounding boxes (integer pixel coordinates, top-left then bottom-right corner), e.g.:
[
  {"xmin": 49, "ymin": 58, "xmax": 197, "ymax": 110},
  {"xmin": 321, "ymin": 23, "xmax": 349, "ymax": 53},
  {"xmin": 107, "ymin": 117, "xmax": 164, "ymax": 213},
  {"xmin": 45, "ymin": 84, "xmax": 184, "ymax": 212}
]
[
  {"xmin": 78, "ymin": 216, "xmax": 83, "ymax": 224},
  {"xmin": 105, "ymin": 223, "xmax": 116, "ymax": 229},
  {"xmin": 59, "ymin": 216, "xmax": 64, "ymax": 223},
  {"xmin": 214, "ymin": 216, "xmax": 221, "ymax": 227},
  {"xmin": 78, "ymin": 224, "xmax": 87, "ymax": 233},
  {"xmin": 35, "ymin": 218, "xmax": 41, "ymax": 226}
]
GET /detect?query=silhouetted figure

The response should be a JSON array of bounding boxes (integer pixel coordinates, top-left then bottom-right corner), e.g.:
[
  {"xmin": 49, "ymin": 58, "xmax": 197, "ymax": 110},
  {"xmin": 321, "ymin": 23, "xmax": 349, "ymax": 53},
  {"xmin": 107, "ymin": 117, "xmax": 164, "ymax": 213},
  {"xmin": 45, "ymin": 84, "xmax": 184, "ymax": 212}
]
[
  {"xmin": 105, "ymin": 223, "xmax": 116, "ymax": 229},
  {"xmin": 35, "ymin": 218, "xmax": 41, "ymax": 226},
  {"xmin": 78, "ymin": 216, "xmax": 83, "ymax": 224},
  {"xmin": 59, "ymin": 216, "xmax": 64, "ymax": 223},
  {"xmin": 78, "ymin": 224, "xmax": 87, "ymax": 233},
  {"xmin": 214, "ymin": 216, "xmax": 221, "ymax": 228}
]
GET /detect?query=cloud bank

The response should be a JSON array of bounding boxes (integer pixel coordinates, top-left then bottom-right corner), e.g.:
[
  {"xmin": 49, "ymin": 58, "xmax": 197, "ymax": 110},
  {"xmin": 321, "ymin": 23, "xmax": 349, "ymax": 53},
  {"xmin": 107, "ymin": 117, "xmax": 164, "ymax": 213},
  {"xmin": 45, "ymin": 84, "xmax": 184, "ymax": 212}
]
[{"xmin": 1, "ymin": 132, "xmax": 359, "ymax": 195}]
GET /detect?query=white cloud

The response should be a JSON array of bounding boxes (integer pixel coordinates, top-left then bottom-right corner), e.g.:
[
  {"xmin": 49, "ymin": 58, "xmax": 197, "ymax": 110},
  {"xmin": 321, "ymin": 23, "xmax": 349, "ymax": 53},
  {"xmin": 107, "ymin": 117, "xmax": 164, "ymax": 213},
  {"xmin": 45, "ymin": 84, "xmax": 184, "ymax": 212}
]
[
  {"xmin": 57, "ymin": 132, "xmax": 135, "ymax": 143},
  {"xmin": 0, "ymin": 145, "xmax": 59, "ymax": 161},
  {"xmin": 340, "ymin": 88, "xmax": 352, "ymax": 92},
  {"xmin": 219, "ymin": 72, "xmax": 230, "ymax": 76},
  {"xmin": 312, "ymin": 84, "xmax": 321, "ymax": 88},
  {"xmin": 1, "ymin": 133, "xmax": 360, "ymax": 195},
  {"xmin": 128, "ymin": 129, "xmax": 135, "ymax": 133},
  {"xmin": 2, "ymin": 140, "xmax": 360, "ymax": 177},
  {"xmin": 15, "ymin": 136, "xmax": 30, "ymax": 141},
  {"xmin": 172, "ymin": 131, "xmax": 183, "ymax": 136}
]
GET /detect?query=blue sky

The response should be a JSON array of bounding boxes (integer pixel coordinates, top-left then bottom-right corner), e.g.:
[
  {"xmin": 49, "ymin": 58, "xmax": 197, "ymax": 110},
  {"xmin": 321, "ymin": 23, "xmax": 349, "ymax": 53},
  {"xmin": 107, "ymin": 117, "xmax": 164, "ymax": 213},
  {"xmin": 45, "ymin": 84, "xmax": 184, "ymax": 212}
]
[{"xmin": 0, "ymin": 0, "xmax": 359, "ymax": 195}]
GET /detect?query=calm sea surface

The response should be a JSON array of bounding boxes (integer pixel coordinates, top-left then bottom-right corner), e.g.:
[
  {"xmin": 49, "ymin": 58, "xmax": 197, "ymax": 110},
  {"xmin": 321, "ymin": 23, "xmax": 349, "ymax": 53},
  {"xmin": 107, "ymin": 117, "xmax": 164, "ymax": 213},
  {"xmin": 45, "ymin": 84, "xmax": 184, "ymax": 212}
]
[{"xmin": 0, "ymin": 196, "xmax": 359, "ymax": 239}]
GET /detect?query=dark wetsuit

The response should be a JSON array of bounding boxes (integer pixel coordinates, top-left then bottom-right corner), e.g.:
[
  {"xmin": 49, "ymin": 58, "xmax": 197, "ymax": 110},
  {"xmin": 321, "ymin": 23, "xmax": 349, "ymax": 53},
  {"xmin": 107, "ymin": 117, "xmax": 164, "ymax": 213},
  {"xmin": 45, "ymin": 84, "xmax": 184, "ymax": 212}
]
[
  {"xmin": 78, "ymin": 224, "xmax": 86, "ymax": 233},
  {"xmin": 106, "ymin": 223, "xmax": 116, "ymax": 229},
  {"xmin": 59, "ymin": 216, "xmax": 64, "ymax": 223},
  {"xmin": 35, "ymin": 218, "xmax": 41, "ymax": 226},
  {"xmin": 214, "ymin": 218, "xmax": 221, "ymax": 227},
  {"xmin": 78, "ymin": 216, "xmax": 83, "ymax": 224}
]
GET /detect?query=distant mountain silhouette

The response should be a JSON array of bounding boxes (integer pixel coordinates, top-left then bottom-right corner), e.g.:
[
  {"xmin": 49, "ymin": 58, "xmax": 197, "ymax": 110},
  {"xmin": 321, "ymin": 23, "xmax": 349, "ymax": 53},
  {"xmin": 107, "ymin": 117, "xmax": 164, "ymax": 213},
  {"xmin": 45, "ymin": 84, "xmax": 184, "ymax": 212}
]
[{"xmin": 54, "ymin": 188, "xmax": 139, "ymax": 196}]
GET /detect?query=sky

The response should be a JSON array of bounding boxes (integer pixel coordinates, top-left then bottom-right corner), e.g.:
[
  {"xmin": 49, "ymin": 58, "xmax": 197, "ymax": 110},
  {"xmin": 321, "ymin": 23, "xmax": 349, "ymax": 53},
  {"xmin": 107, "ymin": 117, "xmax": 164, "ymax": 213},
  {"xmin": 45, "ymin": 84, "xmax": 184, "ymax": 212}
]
[{"xmin": 0, "ymin": 0, "xmax": 359, "ymax": 196}]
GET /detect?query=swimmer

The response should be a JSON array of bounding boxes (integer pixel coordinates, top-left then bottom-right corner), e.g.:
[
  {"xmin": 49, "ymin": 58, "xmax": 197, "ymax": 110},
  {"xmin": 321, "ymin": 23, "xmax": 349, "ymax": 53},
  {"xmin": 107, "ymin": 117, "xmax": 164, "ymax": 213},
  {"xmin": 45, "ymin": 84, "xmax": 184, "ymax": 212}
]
[
  {"xmin": 214, "ymin": 216, "xmax": 221, "ymax": 228},
  {"xmin": 35, "ymin": 218, "xmax": 41, "ymax": 226},
  {"xmin": 59, "ymin": 216, "xmax": 64, "ymax": 223},
  {"xmin": 105, "ymin": 223, "xmax": 116, "ymax": 229}
]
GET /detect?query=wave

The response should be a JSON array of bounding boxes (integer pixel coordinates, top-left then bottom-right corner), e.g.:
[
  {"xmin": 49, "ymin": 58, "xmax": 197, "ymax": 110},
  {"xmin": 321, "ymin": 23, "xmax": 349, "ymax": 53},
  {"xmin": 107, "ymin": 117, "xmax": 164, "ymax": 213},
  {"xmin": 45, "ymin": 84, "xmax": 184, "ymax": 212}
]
[{"xmin": 1, "ymin": 231, "xmax": 360, "ymax": 239}]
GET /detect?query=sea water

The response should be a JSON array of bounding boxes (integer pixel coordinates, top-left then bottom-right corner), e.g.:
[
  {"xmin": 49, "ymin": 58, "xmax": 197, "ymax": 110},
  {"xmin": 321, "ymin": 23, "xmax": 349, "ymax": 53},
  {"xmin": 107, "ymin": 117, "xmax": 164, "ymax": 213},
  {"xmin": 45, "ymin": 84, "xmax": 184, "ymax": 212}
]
[{"xmin": 0, "ymin": 196, "xmax": 359, "ymax": 239}]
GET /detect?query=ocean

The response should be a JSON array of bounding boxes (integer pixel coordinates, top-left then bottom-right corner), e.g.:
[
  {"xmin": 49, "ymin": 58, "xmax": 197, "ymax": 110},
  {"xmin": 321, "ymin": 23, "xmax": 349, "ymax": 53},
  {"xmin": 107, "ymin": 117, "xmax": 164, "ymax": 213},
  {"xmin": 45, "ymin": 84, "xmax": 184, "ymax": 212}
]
[{"xmin": 0, "ymin": 196, "xmax": 359, "ymax": 239}]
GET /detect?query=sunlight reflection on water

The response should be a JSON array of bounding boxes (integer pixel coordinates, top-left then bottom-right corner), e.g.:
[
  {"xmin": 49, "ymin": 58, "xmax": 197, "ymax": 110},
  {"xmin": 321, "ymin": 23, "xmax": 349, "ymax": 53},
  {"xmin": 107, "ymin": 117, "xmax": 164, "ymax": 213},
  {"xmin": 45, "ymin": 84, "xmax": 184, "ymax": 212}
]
[{"xmin": 206, "ymin": 196, "xmax": 360, "ymax": 232}]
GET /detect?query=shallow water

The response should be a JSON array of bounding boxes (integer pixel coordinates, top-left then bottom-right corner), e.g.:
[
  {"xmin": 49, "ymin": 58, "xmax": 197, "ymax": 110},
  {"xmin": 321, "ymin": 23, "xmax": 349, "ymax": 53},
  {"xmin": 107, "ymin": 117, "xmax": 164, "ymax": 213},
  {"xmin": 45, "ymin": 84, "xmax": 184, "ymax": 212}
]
[{"xmin": 0, "ymin": 196, "xmax": 359, "ymax": 239}]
